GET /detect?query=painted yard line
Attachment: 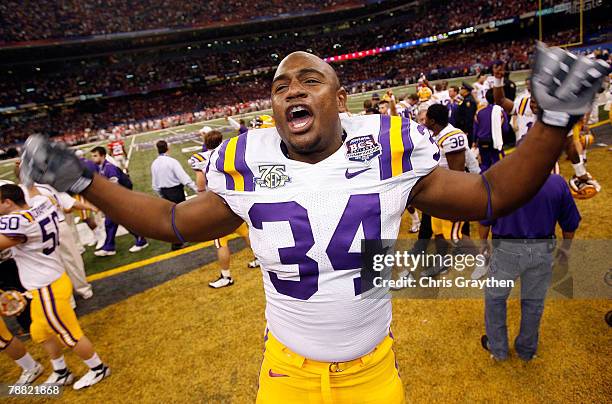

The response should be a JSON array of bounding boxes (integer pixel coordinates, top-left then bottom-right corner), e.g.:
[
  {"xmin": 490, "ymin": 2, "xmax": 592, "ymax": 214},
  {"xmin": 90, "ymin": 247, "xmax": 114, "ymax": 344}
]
[
  {"xmin": 86, "ymin": 235, "xmax": 238, "ymax": 282},
  {"xmin": 590, "ymin": 119, "xmax": 610, "ymax": 129}
]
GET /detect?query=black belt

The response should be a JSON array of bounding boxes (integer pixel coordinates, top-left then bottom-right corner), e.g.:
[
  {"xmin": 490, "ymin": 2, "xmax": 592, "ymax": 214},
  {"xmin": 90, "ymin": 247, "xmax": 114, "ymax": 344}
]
[
  {"xmin": 492, "ymin": 235, "xmax": 554, "ymax": 241},
  {"xmin": 492, "ymin": 235, "xmax": 555, "ymax": 250},
  {"xmin": 160, "ymin": 184, "xmax": 184, "ymax": 191}
]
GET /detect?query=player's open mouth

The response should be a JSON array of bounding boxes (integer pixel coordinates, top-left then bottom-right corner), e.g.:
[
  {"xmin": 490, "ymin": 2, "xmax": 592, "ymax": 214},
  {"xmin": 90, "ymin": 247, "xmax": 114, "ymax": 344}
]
[{"xmin": 286, "ymin": 104, "xmax": 314, "ymax": 133}]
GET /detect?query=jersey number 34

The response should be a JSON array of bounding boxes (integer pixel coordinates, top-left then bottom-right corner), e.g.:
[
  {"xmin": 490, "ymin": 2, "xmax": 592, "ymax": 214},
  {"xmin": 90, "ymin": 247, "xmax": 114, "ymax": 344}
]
[{"xmin": 249, "ymin": 194, "xmax": 381, "ymax": 300}]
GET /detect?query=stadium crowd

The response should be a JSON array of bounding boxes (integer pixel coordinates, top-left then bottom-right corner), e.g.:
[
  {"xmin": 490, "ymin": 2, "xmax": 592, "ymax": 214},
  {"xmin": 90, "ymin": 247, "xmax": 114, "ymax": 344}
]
[
  {"xmin": 0, "ymin": 28, "xmax": 593, "ymax": 147},
  {"xmin": 0, "ymin": 3, "xmax": 578, "ymax": 108},
  {"xmin": 0, "ymin": 0, "xmax": 555, "ymax": 44},
  {"xmin": 0, "ymin": 0, "xmax": 361, "ymax": 43}
]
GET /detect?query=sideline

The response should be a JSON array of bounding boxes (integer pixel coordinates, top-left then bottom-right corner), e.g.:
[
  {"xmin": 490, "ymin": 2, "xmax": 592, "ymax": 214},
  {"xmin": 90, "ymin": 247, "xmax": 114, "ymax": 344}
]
[{"xmin": 86, "ymin": 235, "xmax": 238, "ymax": 282}]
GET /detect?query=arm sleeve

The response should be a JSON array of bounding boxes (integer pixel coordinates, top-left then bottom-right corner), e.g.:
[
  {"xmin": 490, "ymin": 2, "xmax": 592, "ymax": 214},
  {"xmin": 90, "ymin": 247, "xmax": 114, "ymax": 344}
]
[
  {"xmin": 227, "ymin": 117, "xmax": 241, "ymax": 130},
  {"xmin": 173, "ymin": 159, "xmax": 197, "ymax": 193},
  {"xmin": 56, "ymin": 192, "xmax": 77, "ymax": 210},
  {"xmin": 440, "ymin": 133, "xmax": 468, "ymax": 155},
  {"xmin": 0, "ymin": 215, "xmax": 31, "ymax": 242},
  {"xmin": 404, "ymin": 120, "xmax": 441, "ymax": 180},
  {"xmin": 150, "ymin": 162, "xmax": 160, "ymax": 192}
]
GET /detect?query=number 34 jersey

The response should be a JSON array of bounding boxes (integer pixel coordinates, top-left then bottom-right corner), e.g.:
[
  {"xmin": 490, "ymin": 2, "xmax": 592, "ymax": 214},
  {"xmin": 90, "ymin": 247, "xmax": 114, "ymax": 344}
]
[
  {"xmin": 0, "ymin": 195, "xmax": 64, "ymax": 290},
  {"xmin": 207, "ymin": 114, "xmax": 440, "ymax": 362}
]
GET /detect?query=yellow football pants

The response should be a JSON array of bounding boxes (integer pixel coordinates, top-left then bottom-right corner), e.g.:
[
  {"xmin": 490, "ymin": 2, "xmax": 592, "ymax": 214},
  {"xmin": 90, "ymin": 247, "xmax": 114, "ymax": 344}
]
[
  {"xmin": 214, "ymin": 223, "xmax": 249, "ymax": 248},
  {"xmin": 257, "ymin": 331, "xmax": 405, "ymax": 404},
  {"xmin": 31, "ymin": 272, "xmax": 83, "ymax": 347},
  {"xmin": 0, "ymin": 318, "xmax": 13, "ymax": 350}
]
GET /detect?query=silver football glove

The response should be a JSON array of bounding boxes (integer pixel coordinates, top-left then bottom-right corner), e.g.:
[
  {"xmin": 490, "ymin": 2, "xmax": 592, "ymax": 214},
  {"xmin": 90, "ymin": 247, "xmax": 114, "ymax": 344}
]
[
  {"xmin": 20, "ymin": 135, "xmax": 94, "ymax": 194},
  {"xmin": 532, "ymin": 42, "xmax": 610, "ymax": 128}
]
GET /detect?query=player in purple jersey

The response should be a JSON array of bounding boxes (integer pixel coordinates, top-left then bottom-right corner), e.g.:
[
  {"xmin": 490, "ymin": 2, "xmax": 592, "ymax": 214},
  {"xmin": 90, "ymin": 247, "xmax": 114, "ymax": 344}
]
[{"xmin": 19, "ymin": 46, "xmax": 610, "ymax": 402}]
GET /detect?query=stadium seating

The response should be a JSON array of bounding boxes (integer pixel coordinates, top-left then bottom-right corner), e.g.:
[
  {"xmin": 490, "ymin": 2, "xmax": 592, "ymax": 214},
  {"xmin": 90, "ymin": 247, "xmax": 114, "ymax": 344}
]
[{"xmin": 0, "ymin": 0, "xmax": 608, "ymax": 147}]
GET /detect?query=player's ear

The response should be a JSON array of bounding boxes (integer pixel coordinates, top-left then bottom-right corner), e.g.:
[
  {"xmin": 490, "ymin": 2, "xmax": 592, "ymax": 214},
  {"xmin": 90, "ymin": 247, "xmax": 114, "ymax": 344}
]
[{"xmin": 336, "ymin": 86, "xmax": 348, "ymax": 112}]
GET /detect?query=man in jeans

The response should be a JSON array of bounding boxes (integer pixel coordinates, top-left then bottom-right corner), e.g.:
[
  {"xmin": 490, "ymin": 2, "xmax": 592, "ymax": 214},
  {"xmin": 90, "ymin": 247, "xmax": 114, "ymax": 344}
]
[{"xmin": 478, "ymin": 173, "xmax": 580, "ymax": 361}]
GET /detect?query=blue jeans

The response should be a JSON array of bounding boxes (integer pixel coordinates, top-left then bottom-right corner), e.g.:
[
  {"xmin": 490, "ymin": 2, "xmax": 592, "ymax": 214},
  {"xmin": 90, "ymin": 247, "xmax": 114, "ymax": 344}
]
[{"xmin": 484, "ymin": 240, "xmax": 553, "ymax": 360}]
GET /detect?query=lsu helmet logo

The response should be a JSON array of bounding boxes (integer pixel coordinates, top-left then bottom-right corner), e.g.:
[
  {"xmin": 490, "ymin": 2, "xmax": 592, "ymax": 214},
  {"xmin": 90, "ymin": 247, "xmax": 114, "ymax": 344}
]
[
  {"xmin": 345, "ymin": 135, "xmax": 382, "ymax": 165},
  {"xmin": 256, "ymin": 165, "xmax": 290, "ymax": 189}
]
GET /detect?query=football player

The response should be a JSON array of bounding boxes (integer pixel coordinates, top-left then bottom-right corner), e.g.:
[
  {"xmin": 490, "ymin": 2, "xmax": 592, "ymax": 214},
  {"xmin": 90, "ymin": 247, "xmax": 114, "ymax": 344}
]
[
  {"xmin": 0, "ymin": 318, "xmax": 44, "ymax": 384},
  {"xmin": 0, "ymin": 184, "xmax": 110, "ymax": 388},
  {"xmin": 432, "ymin": 83, "xmax": 450, "ymax": 106},
  {"xmin": 491, "ymin": 63, "xmax": 602, "ymax": 198},
  {"xmin": 20, "ymin": 47, "xmax": 609, "ymax": 402},
  {"xmin": 188, "ymin": 130, "xmax": 259, "ymax": 289},
  {"xmin": 107, "ymin": 134, "xmax": 127, "ymax": 172},
  {"xmin": 473, "ymin": 72, "xmax": 490, "ymax": 107}
]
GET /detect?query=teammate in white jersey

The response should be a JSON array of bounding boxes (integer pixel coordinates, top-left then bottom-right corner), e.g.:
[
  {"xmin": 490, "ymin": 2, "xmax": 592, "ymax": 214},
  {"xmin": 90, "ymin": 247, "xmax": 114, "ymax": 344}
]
[
  {"xmin": 20, "ymin": 48, "xmax": 609, "ymax": 402},
  {"xmin": 432, "ymin": 83, "xmax": 451, "ymax": 107},
  {"xmin": 0, "ymin": 185, "xmax": 110, "ymax": 389},
  {"xmin": 473, "ymin": 72, "xmax": 490, "ymax": 106},
  {"xmin": 491, "ymin": 63, "xmax": 602, "ymax": 198},
  {"xmin": 188, "ymin": 130, "xmax": 259, "ymax": 288}
]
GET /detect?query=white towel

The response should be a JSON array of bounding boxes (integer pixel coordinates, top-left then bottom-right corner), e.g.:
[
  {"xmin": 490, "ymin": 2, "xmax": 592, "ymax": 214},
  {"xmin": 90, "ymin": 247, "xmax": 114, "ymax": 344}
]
[{"xmin": 491, "ymin": 105, "xmax": 504, "ymax": 151}]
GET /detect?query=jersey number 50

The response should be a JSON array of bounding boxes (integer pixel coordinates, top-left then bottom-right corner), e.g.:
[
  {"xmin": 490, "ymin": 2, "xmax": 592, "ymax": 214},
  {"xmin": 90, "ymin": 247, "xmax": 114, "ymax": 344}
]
[
  {"xmin": 39, "ymin": 211, "xmax": 60, "ymax": 255},
  {"xmin": 249, "ymin": 194, "xmax": 381, "ymax": 300}
]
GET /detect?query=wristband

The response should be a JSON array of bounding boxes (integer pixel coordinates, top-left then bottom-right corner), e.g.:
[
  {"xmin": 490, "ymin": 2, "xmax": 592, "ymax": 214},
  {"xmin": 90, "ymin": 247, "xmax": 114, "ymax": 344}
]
[
  {"xmin": 171, "ymin": 204, "xmax": 187, "ymax": 244},
  {"xmin": 493, "ymin": 77, "xmax": 504, "ymax": 87},
  {"xmin": 68, "ymin": 167, "xmax": 94, "ymax": 194}
]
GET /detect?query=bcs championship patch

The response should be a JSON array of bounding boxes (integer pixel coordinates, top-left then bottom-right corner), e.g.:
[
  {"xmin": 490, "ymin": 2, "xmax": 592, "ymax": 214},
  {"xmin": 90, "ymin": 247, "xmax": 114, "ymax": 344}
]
[{"xmin": 345, "ymin": 135, "xmax": 381, "ymax": 165}]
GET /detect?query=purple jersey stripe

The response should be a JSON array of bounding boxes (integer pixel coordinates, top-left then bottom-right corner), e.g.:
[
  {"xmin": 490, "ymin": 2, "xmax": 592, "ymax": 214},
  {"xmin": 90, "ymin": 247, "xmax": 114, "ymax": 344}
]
[
  {"xmin": 400, "ymin": 118, "xmax": 414, "ymax": 173},
  {"xmin": 215, "ymin": 140, "xmax": 236, "ymax": 191},
  {"xmin": 47, "ymin": 285, "xmax": 78, "ymax": 344},
  {"xmin": 234, "ymin": 134, "xmax": 255, "ymax": 192},
  {"xmin": 378, "ymin": 115, "xmax": 392, "ymax": 180}
]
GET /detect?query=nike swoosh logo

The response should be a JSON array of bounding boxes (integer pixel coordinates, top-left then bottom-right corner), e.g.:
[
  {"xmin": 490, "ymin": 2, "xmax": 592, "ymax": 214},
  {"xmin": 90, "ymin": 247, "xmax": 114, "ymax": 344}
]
[
  {"xmin": 345, "ymin": 168, "xmax": 371, "ymax": 179},
  {"xmin": 268, "ymin": 369, "xmax": 289, "ymax": 378}
]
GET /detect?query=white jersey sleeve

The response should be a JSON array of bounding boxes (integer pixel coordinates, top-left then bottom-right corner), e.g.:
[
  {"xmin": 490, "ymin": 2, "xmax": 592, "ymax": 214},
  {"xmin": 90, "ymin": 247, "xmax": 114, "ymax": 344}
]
[
  {"xmin": 439, "ymin": 131, "xmax": 467, "ymax": 155},
  {"xmin": 512, "ymin": 96, "xmax": 536, "ymax": 142},
  {"xmin": 0, "ymin": 196, "xmax": 64, "ymax": 290},
  {"xmin": 206, "ymin": 115, "xmax": 440, "ymax": 362}
]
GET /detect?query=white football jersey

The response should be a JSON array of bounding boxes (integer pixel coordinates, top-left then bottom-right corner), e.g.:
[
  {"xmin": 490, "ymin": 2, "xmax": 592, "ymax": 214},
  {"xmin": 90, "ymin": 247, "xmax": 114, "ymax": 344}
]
[
  {"xmin": 473, "ymin": 81, "xmax": 490, "ymax": 105},
  {"xmin": 207, "ymin": 114, "xmax": 440, "ymax": 361},
  {"xmin": 432, "ymin": 90, "xmax": 451, "ymax": 106},
  {"xmin": 434, "ymin": 124, "xmax": 468, "ymax": 170},
  {"xmin": 512, "ymin": 95, "xmax": 536, "ymax": 142},
  {"xmin": 20, "ymin": 184, "xmax": 76, "ymax": 222},
  {"xmin": 0, "ymin": 195, "xmax": 64, "ymax": 290}
]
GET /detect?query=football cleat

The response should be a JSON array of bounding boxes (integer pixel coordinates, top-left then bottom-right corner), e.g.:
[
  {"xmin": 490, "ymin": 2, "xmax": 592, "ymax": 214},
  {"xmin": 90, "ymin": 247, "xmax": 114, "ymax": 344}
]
[
  {"xmin": 15, "ymin": 362, "xmax": 44, "ymax": 385},
  {"xmin": 421, "ymin": 263, "xmax": 450, "ymax": 278},
  {"xmin": 247, "ymin": 259, "xmax": 260, "ymax": 268},
  {"xmin": 73, "ymin": 365, "xmax": 110, "ymax": 390},
  {"xmin": 128, "ymin": 243, "xmax": 149, "ymax": 253},
  {"xmin": 471, "ymin": 261, "xmax": 490, "ymax": 280},
  {"xmin": 209, "ymin": 275, "xmax": 234, "ymax": 289},
  {"xmin": 409, "ymin": 220, "xmax": 421, "ymax": 233},
  {"xmin": 44, "ymin": 369, "xmax": 74, "ymax": 386},
  {"xmin": 390, "ymin": 272, "xmax": 415, "ymax": 291},
  {"xmin": 569, "ymin": 174, "xmax": 601, "ymax": 199},
  {"xmin": 94, "ymin": 249, "xmax": 116, "ymax": 257}
]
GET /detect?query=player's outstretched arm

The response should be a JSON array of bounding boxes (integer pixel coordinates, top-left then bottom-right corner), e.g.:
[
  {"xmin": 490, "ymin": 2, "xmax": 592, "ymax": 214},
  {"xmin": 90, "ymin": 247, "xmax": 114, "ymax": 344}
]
[
  {"xmin": 491, "ymin": 63, "xmax": 514, "ymax": 114},
  {"xmin": 411, "ymin": 43, "xmax": 609, "ymax": 221},
  {"xmin": 19, "ymin": 137, "xmax": 243, "ymax": 243}
]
